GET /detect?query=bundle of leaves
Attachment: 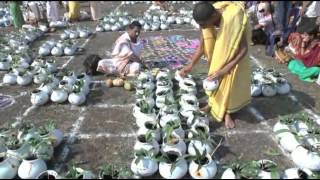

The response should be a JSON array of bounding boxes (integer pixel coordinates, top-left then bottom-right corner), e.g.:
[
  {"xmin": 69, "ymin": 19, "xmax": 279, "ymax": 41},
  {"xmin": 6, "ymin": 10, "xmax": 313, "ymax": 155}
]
[
  {"xmin": 38, "ymin": 120, "xmax": 56, "ymax": 136},
  {"xmin": 155, "ymin": 151, "xmax": 186, "ymax": 174},
  {"xmin": 136, "ymin": 100, "xmax": 153, "ymax": 114}
]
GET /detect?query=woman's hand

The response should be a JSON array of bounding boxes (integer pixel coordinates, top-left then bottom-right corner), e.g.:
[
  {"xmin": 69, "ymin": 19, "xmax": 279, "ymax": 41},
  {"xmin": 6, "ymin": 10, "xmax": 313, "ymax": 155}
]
[
  {"xmin": 179, "ymin": 63, "xmax": 193, "ymax": 77},
  {"xmin": 207, "ymin": 66, "xmax": 230, "ymax": 81}
]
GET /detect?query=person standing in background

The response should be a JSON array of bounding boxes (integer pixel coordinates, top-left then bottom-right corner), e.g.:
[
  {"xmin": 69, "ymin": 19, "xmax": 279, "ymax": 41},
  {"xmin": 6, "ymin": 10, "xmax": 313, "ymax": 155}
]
[
  {"xmin": 9, "ymin": 1, "xmax": 25, "ymax": 29},
  {"xmin": 90, "ymin": 1, "xmax": 102, "ymax": 21},
  {"xmin": 46, "ymin": 1, "xmax": 59, "ymax": 22}
]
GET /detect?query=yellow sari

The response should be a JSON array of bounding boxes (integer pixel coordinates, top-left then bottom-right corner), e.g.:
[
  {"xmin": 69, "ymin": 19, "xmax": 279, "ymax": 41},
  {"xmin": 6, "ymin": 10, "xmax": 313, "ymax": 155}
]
[
  {"xmin": 203, "ymin": 1, "xmax": 251, "ymax": 122},
  {"xmin": 68, "ymin": 1, "xmax": 80, "ymax": 20}
]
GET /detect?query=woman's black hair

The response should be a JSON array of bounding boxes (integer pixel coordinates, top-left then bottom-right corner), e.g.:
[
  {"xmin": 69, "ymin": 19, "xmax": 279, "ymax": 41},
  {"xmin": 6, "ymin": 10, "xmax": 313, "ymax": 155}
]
[
  {"xmin": 192, "ymin": 2, "xmax": 217, "ymax": 22},
  {"xmin": 128, "ymin": 21, "xmax": 142, "ymax": 29}
]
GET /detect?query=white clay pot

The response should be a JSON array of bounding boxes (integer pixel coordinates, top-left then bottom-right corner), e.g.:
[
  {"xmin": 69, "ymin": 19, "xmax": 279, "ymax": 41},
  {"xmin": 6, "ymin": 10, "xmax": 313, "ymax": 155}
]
[
  {"xmin": 64, "ymin": 46, "xmax": 76, "ymax": 56},
  {"xmin": 131, "ymin": 156, "xmax": 158, "ymax": 177},
  {"xmin": 134, "ymin": 135, "xmax": 160, "ymax": 156},
  {"xmin": 41, "ymin": 129, "xmax": 64, "ymax": 148},
  {"xmin": 251, "ymin": 80, "xmax": 262, "ymax": 97},
  {"xmin": 221, "ymin": 168, "xmax": 239, "ymax": 179},
  {"xmin": 159, "ymin": 151, "xmax": 188, "ymax": 179},
  {"xmin": 179, "ymin": 78, "xmax": 197, "ymax": 94},
  {"xmin": 3, "ymin": 73, "xmax": 17, "ymax": 85},
  {"xmin": 159, "ymin": 114, "xmax": 181, "ymax": 128},
  {"xmin": 18, "ymin": 157, "xmax": 47, "ymax": 179},
  {"xmin": 39, "ymin": 83, "xmax": 55, "ymax": 95},
  {"xmin": 189, "ymin": 154, "xmax": 217, "ymax": 179},
  {"xmin": 161, "ymin": 139, "xmax": 187, "ymax": 156},
  {"xmin": 79, "ymin": 30, "xmax": 89, "ymax": 38},
  {"xmin": 133, "ymin": 109, "xmax": 157, "ymax": 128},
  {"xmin": 187, "ymin": 111, "xmax": 210, "ymax": 128},
  {"xmin": 279, "ymin": 132, "xmax": 301, "ymax": 152},
  {"xmin": 7, "ymin": 143, "xmax": 31, "ymax": 161},
  {"xmin": 203, "ymin": 78, "xmax": 219, "ymax": 92},
  {"xmin": 62, "ymin": 74, "xmax": 76, "ymax": 86},
  {"xmin": 291, "ymin": 146, "xmax": 320, "ymax": 171},
  {"xmin": 96, "ymin": 25, "xmax": 104, "ymax": 32},
  {"xmin": 0, "ymin": 59, "xmax": 10, "ymax": 70},
  {"xmin": 137, "ymin": 121, "xmax": 161, "ymax": 142},
  {"xmin": 69, "ymin": 31, "xmax": 79, "ymax": 39},
  {"xmin": 50, "ymin": 89, "xmax": 68, "ymax": 103},
  {"xmin": 261, "ymin": 84, "xmax": 277, "ymax": 97},
  {"xmin": 51, "ymin": 47, "xmax": 63, "ymax": 56},
  {"xmin": 17, "ymin": 73, "xmax": 33, "ymax": 86},
  {"xmin": 276, "ymin": 78, "xmax": 291, "ymax": 95},
  {"xmin": 103, "ymin": 24, "xmax": 111, "ymax": 31},
  {"xmin": 31, "ymin": 89, "xmax": 49, "ymax": 106},
  {"xmin": 68, "ymin": 92, "xmax": 86, "ymax": 106},
  {"xmin": 59, "ymin": 80, "xmax": 73, "ymax": 93},
  {"xmin": 0, "ymin": 154, "xmax": 20, "ymax": 179},
  {"xmin": 33, "ymin": 73, "xmax": 48, "ymax": 85},
  {"xmin": 45, "ymin": 61, "xmax": 57, "ymax": 73},
  {"xmin": 282, "ymin": 168, "xmax": 313, "ymax": 179},
  {"xmin": 36, "ymin": 170, "xmax": 60, "ymax": 179}
]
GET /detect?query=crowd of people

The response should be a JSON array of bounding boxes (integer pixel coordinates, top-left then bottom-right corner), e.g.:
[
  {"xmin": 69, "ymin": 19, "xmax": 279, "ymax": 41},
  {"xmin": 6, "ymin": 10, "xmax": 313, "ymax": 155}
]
[
  {"xmin": 4, "ymin": 1, "xmax": 320, "ymax": 129},
  {"xmin": 247, "ymin": 1, "xmax": 320, "ymax": 82},
  {"xmin": 7, "ymin": 1, "xmax": 102, "ymax": 31}
]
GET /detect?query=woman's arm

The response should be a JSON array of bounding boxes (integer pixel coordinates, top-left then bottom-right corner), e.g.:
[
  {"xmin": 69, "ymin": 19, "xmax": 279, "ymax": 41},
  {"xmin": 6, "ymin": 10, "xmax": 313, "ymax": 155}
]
[
  {"xmin": 180, "ymin": 35, "xmax": 204, "ymax": 77},
  {"xmin": 207, "ymin": 32, "xmax": 248, "ymax": 80}
]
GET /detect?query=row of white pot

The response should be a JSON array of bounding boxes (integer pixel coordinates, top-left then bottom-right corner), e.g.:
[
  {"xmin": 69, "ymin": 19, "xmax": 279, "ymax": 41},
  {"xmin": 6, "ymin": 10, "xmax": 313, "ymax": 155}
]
[
  {"xmin": 2, "ymin": 59, "xmax": 57, "ymax": 86},
  {"xmin": 31, "ymin": 73, "xmax": 92, "ymax": 106},
  {"xmin": 0, "ymin": 52, "xmax": 32, "ymax": 71},
  {"xmin": 251, "ymin": 68, "xmax": 291, "ymax": 97},
  {"xmin": 221, "ymin": 159, "xmax": 317, "ymax": 179},
  {"xmin": 273, "ymin": 114, "xmax": 320, "ymax": 171},
  {"xmin": 7, "ymin": 28, "xmax": 45, "ymax": 48},
  {"xmin": 60, "ymin": 28, "xmax": 93, "ymax": 40},
  {"xmin": 38, "ymin": 40, "xmax": 78, "ymax": 57},
  {"xmin": 131, "ymin": 69, "xmax": 218, "ymax": 179},
  {"xmin": 0, "ymin": 122, "xmax": 64, "ymax": 179}
]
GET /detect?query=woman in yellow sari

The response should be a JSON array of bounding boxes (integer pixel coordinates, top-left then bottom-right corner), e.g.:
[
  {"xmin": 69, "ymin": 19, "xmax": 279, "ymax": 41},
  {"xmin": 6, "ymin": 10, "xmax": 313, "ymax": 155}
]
[{"xmin": 180, "ymin": 2, "xmax": 251, "ymax": 129}]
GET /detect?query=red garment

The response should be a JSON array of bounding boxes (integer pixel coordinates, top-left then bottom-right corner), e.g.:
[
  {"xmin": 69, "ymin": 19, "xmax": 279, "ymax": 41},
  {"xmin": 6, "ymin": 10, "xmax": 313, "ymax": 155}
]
[{"xmin": 288, "ymin": 32, "xmax": 320, "ymax": 67}]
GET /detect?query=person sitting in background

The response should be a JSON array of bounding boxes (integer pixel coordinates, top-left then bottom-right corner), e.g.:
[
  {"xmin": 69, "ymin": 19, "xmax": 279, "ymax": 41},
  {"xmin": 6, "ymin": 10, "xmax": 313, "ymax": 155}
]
[
  {"xmin": 97, "ymin": 21, "xmax": 145, "ymax": 77},
  {"xmin": 275, "ymin": 24, "xmax": 320, "ymax": 82},
  {"xmin": 251, "ymin": 2, "xmax": 274, "ymax": 46}
]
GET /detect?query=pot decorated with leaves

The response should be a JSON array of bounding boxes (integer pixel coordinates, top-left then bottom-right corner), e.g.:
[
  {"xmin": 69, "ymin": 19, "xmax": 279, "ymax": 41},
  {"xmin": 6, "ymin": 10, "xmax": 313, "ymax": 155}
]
[
  {"xmin": 45, "ymin": 60, "xmax": 57, "ymax": 73},
  {"xmin": 51, "ymin": 88, "xmax": 68, "ymax": 103},
  {"xmin": 162, "ymin": 120, "xmax": 185, "ymax": 141},
  {"xmin": 28, "ymin": 138, "xmax": 53, "ymax": 161},
  {"xmin": 36, "ymin": 170, "xmax": 60, "ymax": 179},
  {"xmin": 161, "ymin": 129, "xmax": 186, "ymax": 156},
  {"xmin": 282, "ymin": 168, "xmax": 313, "ymax": 179},
  {"xmin": 187, "ymin": 146, "xmax": 217, "ymax": 179},
  {"xmin": 291, "ymin": 144, "xmax": 320, "ymax": 171},
  {"xmin": 31, "ymin": 89, "xmax": 49, "ymax": 106},
  {"xmin": 251, "ymin": 80, "xmax": 262, "ymax": 97},
  {"xmin": 39, "ymin": 45, "xmax": 51, "ymax": 56},
  {"xmin": 187, "ymin": 110, "xmax": 210, "ymax": 128},
  {"xmin": 39, "ymin": 82, "xmax": 56, "ymax": 96},
  {"xmin": 17, "ymin": 123, "xmax": 39, "ymax": 142},
  {"xmin": 256, "ymin": 159, "xmax": 280, "ymax": 179},
  {"xmin": 221, "ymin": 160, "xmax": 264, "ymax": 179},
  {"xmin": 137, "ymin": 121, "xmax": 161, "ymax": 142},
  {"xmin": 64, "ymin": 46, "xmax": 77, "ymax": 56},
  {"xmin": 59, "ymin": 80, "xmax": 73, "ymax": 93},
  {"xmin": 158, "ymin": 150, "xmax": 188, "ymax": 179},
  {"xmin": 33, "ymin": 72, "xmax": 48, "ymax": 85},
  {"xmin": 3, "ymin": 73, "xmax": 17, "ymax": 85},
  {"xmin": 98, "ymin": 164, "xmax": 132, "ymax": 179},
  {"xmin": 6, "ymin": 137, "xmax": 31, "ymax": 161},
  {"xmin": 133, "ymin": 100, "xmax": 157, "ymax": 128},
  {"xmin": 160, "ymin": 112, "xmax": 181, "ymax": 128},
  {"xmin": 65, "ymin": 166, "xmax": 96, "ymax": 179},
  {"xmin": 134, "ymin": 133, "xmax": 160, "ymax": 156},
  {"xmin": 17, "ymin": 71, "xmax": 33, "ymax": 86},
  {"xmin": 179, "ymin": 78, "xmax": 197, "ymax": 94},
  {"xmin": 131, "ymin": 149, "xmax": 158, "ymax": 177},
  {"xmin": 62, "ymin": 72, "xmax": 77, "ymax": 85},
  {"xmin": 0, "ymin": 145, "xmax": 20, "ymax": 179},
  {"xmin": 187, "ymin": 127, "xmax": 215, "ymax": 156},
  {"xmin": 180, "ymin": 94, "xmax": 199, "ymax": 112},
  {"xmin": 76, "ymin": 73, "xmax": 91, "ymax": 87},
  {"xmin": 38, "ymin": 121, "xmax": 64, "ymax": 148}
]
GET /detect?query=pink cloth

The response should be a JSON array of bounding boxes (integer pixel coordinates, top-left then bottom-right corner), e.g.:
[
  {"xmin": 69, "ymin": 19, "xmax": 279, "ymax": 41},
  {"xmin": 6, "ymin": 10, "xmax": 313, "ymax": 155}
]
[{"xmin": 97, "ymin": 32, "xmax": 144, "ymax": 76}]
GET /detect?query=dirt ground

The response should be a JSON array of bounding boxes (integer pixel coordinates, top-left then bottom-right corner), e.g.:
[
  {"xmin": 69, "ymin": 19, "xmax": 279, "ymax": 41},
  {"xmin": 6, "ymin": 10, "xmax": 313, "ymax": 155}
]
[{"xmin": 0, "ymin": 1, "xmax": 319, "ymax": 178}]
